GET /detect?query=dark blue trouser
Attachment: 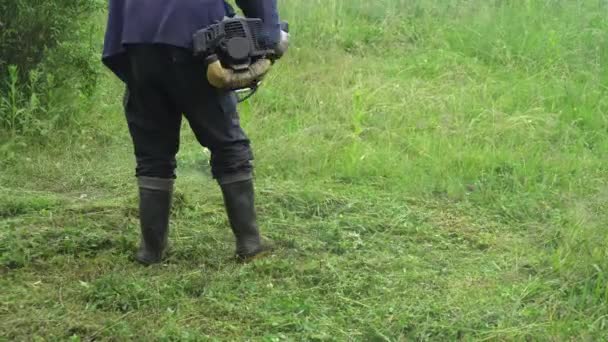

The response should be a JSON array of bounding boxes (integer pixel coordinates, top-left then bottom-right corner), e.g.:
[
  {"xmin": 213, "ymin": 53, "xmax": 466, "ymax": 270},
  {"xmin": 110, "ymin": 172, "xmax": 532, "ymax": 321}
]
[{"xmin": 122, "ymin": 44, "xmax": 253, "ymax": 183}]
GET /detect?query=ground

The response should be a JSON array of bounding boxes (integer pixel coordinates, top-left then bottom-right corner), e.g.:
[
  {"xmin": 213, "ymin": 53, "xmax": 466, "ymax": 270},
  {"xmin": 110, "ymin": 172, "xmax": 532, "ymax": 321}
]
[{"xmin": 1, "ymin": 0, "xmax": 607, "ymax": 340}]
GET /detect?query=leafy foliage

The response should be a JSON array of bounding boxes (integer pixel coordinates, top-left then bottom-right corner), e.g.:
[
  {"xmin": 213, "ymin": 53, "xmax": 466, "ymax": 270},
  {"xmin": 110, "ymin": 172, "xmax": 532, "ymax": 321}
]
[
  {"xmin": 0, "ymin": 0, "xmax": 101, "ymax": 83},
  {"xmin": 0, "ymin": 0, "xmax": 103, "ymax": 136}
]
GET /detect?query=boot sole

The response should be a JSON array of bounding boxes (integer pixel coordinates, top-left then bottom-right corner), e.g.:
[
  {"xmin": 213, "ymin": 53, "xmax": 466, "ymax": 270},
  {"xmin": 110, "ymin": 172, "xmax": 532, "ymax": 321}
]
[
  {"xmin": 236, "ymin": 248, "xmax": 272, "ymax": 263},
  {"xmin": 134, "ymin": 251, "xmax": 165, "ymax": 266}
]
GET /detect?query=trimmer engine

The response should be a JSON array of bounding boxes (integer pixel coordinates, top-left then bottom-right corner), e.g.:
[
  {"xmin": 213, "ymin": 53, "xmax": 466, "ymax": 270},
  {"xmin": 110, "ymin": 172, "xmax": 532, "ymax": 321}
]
[
  {"xmin": 194, "ymin": 18, "xmax": 276, "ymax": 70},
  {"xmin": 192, "ymin": 18, "xmax": 289, "ymax": 100}
]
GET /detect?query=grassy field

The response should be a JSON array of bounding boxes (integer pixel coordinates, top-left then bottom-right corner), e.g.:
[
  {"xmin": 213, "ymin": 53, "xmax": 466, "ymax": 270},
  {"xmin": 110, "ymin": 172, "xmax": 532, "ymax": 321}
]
[{"xmin": 1, "ymin": 0, "xmax": 608, "ymax": 340}]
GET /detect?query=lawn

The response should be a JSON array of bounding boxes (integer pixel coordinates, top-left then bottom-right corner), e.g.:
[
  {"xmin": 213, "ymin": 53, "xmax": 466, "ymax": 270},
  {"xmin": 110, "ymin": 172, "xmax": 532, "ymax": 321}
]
[{"xmin": 1, "ymin": 0, "xmax": 607, "ymax": 340}]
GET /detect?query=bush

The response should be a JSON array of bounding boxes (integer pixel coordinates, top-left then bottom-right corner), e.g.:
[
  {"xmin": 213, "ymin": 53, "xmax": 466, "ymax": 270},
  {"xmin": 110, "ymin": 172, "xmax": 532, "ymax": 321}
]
[
  {"xmin": 0, "ymin": 0, "xmax": 101, "ymax": 84},
  {"xmin": 0, "ymin": 0, "xmax": 103, "ymax": 136}
]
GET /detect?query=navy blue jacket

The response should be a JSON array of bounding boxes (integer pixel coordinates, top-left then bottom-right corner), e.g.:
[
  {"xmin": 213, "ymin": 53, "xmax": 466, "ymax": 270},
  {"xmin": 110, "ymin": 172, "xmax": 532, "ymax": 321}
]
[{"xmin": 102, "ymin": 0, "xmax": 280, "ymax": 80}]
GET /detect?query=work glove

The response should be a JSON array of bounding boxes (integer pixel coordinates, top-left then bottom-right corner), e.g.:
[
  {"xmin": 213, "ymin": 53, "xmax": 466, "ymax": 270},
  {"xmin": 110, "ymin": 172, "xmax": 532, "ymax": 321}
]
[{"xmin": 273, "ymin": 23, "xmax": 289, "ymax": 60}]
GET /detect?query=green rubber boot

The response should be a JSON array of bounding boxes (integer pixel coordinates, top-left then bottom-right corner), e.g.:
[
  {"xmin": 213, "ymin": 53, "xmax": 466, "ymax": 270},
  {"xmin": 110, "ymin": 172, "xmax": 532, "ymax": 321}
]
[
  {"xmin": 135, "ymin": 177, "xmax": 174, "ymax": 265},
  {"xmin": 220, "ymin": 179, "xmax": 271, "ymax": 262}
]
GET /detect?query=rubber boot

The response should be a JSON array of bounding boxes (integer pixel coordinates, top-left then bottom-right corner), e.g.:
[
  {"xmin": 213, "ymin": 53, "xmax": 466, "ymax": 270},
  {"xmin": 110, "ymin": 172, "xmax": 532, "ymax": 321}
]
[
  {"xmin": 220, "ymin": 179, "xmax": 270, "ymax": 261},
  {"xmin": 135, "ymin": 177, "xmax": 174, "ymax": 265}
]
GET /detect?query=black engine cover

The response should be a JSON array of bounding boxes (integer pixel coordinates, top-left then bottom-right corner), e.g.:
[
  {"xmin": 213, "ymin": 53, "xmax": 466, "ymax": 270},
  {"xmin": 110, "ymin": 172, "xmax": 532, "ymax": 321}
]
[{"xmin": 193, "ymin": 18, "xmax": 275, "ymax": 70}]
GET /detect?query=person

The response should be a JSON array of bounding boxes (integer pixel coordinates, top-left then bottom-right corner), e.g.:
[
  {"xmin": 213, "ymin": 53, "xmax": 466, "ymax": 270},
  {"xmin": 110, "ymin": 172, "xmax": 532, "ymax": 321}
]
[{"xmin": 101, "ymin": 0, "xmax": 282, "ymax": 265}]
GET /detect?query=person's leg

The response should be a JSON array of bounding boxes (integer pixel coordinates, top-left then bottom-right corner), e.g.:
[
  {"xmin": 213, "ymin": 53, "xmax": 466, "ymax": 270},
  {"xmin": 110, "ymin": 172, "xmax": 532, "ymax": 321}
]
[
  {"xmin": 123, "ymin": 45, "xmax": 182, "ymax": 265},
  {"xmin": 165, "ymin": 47, "xmax": 269, "ymax": 261},
  {"xmin": 219, "ymin": 177, "xmax": 267, "ymax": 261},
  {"xmin": 135, "ymin": 175, "xmax": 174, "ymax": 264}
]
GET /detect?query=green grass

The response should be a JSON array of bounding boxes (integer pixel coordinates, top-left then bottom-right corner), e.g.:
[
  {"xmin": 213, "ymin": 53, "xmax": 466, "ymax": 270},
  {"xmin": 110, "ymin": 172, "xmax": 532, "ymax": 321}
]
[{"xmin": 1, "ymin": 0, "xmax": 608, "ymax": 340}]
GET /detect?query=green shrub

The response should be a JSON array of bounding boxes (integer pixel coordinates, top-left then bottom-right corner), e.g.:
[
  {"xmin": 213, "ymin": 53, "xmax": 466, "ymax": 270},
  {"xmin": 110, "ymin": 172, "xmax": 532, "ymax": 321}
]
[
  {"xmin": 0, "ymin": 0, "xmax": 103, "ymax": 136},
  {"xmin": 0, "ymin": 0, "xmax": 101, "ymax": 83}
]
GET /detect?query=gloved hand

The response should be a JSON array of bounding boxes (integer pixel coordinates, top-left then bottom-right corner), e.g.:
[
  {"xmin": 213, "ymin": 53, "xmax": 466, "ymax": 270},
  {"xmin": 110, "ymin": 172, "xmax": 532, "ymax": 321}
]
[{"xmin": 273, "ymin": 30, "xmax": 289, "ymax": 59}]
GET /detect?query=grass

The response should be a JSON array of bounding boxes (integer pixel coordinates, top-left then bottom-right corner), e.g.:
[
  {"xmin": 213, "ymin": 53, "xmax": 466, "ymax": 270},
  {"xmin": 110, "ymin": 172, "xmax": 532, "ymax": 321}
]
[{"xmin": 1, "ymin": 0, "xmax": 608, "ymax": 340}]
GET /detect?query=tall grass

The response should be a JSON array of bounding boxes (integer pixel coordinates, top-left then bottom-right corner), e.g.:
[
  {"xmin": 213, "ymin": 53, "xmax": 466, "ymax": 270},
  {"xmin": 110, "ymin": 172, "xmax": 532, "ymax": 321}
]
[{"xmin": 251, "ymin": 0, "xmax": 608, "ymax": 321}]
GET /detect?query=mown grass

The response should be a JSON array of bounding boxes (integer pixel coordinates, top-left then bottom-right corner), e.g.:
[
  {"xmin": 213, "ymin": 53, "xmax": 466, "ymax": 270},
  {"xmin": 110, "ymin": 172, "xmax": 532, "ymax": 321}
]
[{"xmin": 1, "ymin": 0, "xmax": 607, "ymax": 340}]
